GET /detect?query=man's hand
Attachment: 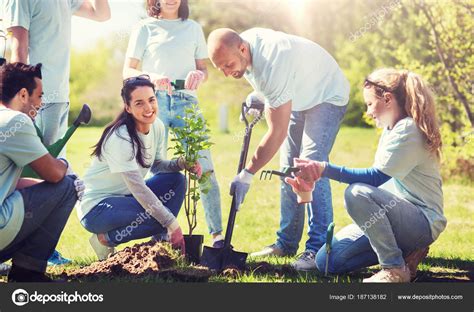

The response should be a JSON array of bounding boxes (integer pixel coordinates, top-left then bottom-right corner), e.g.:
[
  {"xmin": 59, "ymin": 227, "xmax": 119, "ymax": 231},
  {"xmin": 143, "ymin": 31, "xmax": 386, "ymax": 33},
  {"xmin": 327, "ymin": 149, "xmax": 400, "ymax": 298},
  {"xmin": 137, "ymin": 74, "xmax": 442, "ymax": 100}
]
[
  {"xmin": 293, "ymin": 158, "xmax": 326, "ymax": 182},
  {"xmin": 185, "ymin": 70, "xmax": 205, "ymax": 90},
  {"xmin": 59, "ymin": 159, "xmax": 86, "ymax": 201},
  {"xmin": 167, "ymin": 220, "xmax": 185, "ymax": 254},
  {"xmin": 241, "ymin": 91, "xmax": 265, "ymax": 122},
  {"xmin": 230, "ymin": 169, "xmax": 253, "ymax": 209}
]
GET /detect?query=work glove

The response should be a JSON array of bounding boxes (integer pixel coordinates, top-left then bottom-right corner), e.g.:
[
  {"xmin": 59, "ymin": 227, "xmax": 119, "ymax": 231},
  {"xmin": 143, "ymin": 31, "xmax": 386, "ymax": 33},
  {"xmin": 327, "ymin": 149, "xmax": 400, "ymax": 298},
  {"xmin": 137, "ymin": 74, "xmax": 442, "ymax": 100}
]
[
  {"xmin": 150, "ymin": 73, "xmax": 173, "ymax": 96},
  {"xmin": 178, "ymin": 157, "xmax": 202, "ymax": 179},
  {"xmin": 185, "ymin": 70, "xmax": 205, "ymax": 91},
  {"xmin": 59, "ymin": 158, "xmax": 85, "ymax": 201},
  {"xmin": 167, "ymin": 220, "xmax": 186, "ymax": 254},
  {"xmin": 230, "ymin": 169, "xmax": 253, "ymax": 210},
  {"xmin": 292, "ymin": 158, "xmax": 326, "ymax": 182},
  {"xmin": 240, "ymin": 91, "xmax": 265, "ymax": 122}
]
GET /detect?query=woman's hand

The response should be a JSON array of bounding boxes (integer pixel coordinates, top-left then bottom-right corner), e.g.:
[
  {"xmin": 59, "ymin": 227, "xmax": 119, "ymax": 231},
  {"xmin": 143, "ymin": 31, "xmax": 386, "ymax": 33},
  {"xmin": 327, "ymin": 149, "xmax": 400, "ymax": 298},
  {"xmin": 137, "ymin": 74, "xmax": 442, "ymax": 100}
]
[
  {"xmin": 184, "ymin": 70, "xmax": 205, "ymax": 91},
  {"xmin": 284, "ymin": 176, "xmax": 315, "ymax": 193},
  {"xmin": 167, "ymin": 220, "xmax": 186, "ymax": 254},
  {"xmin": 178, "ymin": 157, "xmax": 202, "ymax": 179},
  {"xmin": 150, "ymin": 73, "xmax": 172, "ymax": 95},
  {"xmin": 293, "ymin": 158, "xmax": 326, "ymax": 182}
]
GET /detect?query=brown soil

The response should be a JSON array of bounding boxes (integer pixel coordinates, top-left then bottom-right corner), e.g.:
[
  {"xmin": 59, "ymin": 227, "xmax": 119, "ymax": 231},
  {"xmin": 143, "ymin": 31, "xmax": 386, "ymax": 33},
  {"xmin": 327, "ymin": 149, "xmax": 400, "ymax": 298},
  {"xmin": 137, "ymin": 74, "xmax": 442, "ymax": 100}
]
[{"xmin": 67, "ymin": 241, "xmax": 179, "ymax": 281}]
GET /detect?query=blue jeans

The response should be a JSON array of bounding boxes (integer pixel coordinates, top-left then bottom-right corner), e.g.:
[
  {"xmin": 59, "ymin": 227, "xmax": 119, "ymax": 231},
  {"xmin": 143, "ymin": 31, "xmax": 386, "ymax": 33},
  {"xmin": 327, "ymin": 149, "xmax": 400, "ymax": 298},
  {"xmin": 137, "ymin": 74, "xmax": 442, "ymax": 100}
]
[
  {"xmin": 81, "ymin": 173, "xmax": 186, "ymax": 246},
  {"xmin": 0, "ymin": 177, "xmax": 77, "ymax": 272},
  {"xmin": 35, "ymin": 102, "xmax": 69, "ymax": 158},
  {"xmin": 277, "ymin": 102, "xmax": 347, "ymax": 255},
  {"xmin": 315, "ymin": 183, "xmax": 433, "ymax": 273},
  {"xmin": 156, "ymin": 91, "xmax": 222, "ymax": 235}
]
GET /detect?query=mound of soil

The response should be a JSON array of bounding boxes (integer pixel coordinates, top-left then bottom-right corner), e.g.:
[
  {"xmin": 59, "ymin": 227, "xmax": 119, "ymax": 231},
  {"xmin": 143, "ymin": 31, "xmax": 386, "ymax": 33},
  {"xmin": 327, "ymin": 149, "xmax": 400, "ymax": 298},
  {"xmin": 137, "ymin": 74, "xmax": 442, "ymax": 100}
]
[{"xmin": 67, "ymin": 241, "xmax": 178, "ymax": 280}]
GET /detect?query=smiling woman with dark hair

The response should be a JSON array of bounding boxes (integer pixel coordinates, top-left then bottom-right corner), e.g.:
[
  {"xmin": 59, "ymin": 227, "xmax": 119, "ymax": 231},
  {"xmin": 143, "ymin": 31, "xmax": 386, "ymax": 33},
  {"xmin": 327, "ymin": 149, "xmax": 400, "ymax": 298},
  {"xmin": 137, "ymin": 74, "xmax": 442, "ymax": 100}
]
[
  {"xmin": 78, "ymin": 76, "xmax": 201, "ymax": 260},
  {"xmin": 123, "ymin": 0, "xmax": 225, "ymax": 247}
]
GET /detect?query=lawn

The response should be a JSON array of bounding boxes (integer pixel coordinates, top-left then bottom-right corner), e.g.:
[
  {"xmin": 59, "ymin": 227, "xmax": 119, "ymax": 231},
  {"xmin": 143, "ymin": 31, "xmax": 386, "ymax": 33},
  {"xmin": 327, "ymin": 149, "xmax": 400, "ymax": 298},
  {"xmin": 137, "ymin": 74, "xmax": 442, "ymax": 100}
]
[{"xmin": 3, "ymin": 123, "xmax": 469, "ymax": 283}]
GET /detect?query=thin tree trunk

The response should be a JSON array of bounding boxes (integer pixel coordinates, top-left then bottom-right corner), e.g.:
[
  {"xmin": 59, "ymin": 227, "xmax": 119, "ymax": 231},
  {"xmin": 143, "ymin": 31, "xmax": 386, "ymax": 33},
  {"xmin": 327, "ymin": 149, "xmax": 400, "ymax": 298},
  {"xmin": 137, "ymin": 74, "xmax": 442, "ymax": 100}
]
[{"xmin": 417, "ymin": 0, "xmax": 473, "ymax": 127}]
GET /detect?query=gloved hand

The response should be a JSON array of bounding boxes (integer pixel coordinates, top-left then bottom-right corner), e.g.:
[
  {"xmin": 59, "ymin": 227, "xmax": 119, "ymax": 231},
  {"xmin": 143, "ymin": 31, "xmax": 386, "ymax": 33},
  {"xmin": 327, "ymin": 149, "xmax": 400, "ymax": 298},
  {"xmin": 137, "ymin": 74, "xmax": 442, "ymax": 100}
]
[
  {"xmin": 284, "ymin": 176, "xmax": 315, "ymax": 193},
  {"xmin": 185, "ymin": 70, "xmax": 205, "ymax": 90},
  {"xmin": 241, "ymin": 91, "xmax": 265, "ymax": 122},
  {"xmin": 167, "ymin": 220, "xmax": 185, "ymax": 254},
  {"xmin": 150, "ymin": 73, "xmax": 173, "ymax": 96},
  {"xmin": 230, "ymin": 169, "xmax": 253, "ymax": 210},
  {"xmin": 178, "ymin": 157, "xmax": 203, "ymax": 179},
  {"xmin": 59, "ymin": 158, "xmax": 85, "ymax": 201},
  {"xmin": 293, "ymin": 158, "xmax": 326, "ymax": 182}
]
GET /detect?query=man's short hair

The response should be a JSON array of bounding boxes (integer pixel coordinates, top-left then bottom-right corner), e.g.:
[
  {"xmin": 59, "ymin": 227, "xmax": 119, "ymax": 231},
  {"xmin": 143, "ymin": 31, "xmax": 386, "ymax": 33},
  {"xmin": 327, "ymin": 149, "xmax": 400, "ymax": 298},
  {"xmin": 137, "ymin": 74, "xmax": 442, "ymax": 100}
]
[{"xmin": 0, "ymin": 62, "xmax": 42, "ymax": 104}]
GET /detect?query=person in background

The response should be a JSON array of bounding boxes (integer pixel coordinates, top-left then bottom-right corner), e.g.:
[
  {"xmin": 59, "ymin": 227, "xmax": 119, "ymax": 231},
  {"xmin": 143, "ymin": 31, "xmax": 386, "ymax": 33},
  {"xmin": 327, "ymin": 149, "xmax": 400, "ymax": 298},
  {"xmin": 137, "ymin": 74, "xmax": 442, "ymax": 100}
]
[{"xmin": 123, "ymin": 0, "xmax": 224, "ymax": 247}]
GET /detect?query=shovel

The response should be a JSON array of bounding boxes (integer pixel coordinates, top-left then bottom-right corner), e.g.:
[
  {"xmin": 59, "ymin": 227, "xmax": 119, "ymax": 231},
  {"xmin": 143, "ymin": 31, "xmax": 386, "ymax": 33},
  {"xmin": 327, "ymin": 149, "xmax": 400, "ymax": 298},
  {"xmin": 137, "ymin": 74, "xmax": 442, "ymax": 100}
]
[
  {"xmin": 21, "ymin": 104, "xmax": 92, "ymax": 178},
  {"xmin": 200, "ymin": 99, "xmax": 265, "ymax": 271}
]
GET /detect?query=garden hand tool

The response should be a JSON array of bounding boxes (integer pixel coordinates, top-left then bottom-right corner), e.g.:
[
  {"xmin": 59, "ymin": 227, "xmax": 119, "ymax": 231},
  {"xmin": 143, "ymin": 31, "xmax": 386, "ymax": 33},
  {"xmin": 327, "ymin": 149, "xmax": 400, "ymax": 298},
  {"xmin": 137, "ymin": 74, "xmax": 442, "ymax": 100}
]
[
  {"xmin": 21, "ymin": 104, "xmax": 92, "ymax": 178},
  {"xmin": 171, "ymin": 79, "xmax": 185, "ymax": 90},
  {"xmin": 325, "ymin": 222, "xmax": 335, "ymax": 276},
  {"xmin": 200, "ymin": 98, "xmax": 265, "ymax": 271}
]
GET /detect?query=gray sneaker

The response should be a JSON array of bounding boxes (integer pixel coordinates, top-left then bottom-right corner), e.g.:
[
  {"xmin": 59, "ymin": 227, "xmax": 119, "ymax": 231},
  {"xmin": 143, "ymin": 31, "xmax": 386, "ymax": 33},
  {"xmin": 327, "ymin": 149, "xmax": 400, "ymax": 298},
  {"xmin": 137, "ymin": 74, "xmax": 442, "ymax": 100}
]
[
  {"xmin": 291, "ymin": 250, "xmax": 317, "ymax": 271},
  {"xmin": 250, "ymin": 244, "xmax": 286, "ymax": 257}
]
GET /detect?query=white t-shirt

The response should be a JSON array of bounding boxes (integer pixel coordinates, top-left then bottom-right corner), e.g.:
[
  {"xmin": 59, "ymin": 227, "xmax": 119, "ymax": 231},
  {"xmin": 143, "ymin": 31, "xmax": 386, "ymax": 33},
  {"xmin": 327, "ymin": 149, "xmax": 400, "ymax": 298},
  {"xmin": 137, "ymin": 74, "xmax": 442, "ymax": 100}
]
[
  {"xmin": 241, "ymin": 28, "xmax": 350, "ymax": 111},
  {"xmin": 126, "ymin": 17, "xmax": 208, "ymax": 98},
  {"xmin": 374, "ymin": 117, "xmax": 446, "ymax": 241},
  {"xmin": 0, "ymin": 107, "xmax": 48, "ymax": 250},
  {"xmin": 4, "ymin": 0, "xmax": 83, "ymax": 103},
  {"xmin": 78, "ymin": 119, "xmax": 166, "ymax": 220}
]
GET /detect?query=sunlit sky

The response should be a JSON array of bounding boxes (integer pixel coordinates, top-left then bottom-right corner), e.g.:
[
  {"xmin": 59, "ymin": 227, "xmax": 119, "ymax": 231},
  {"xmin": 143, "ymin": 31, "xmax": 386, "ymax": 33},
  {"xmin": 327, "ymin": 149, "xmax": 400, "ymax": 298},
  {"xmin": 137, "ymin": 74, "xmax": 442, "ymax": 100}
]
[{"xmin": 1, "ymin": 0, "xmax": 309, "ymax": 51}]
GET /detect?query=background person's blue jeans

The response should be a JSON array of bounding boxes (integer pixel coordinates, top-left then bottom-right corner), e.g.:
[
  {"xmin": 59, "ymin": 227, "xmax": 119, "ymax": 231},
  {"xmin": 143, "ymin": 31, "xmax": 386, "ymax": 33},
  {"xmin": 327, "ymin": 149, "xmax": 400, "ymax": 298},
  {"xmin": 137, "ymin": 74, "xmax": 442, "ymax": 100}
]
[
  {"xmin": 35, "ymin": 102, "xmax": 69, "ymax": 158},
  {"xmin": 0, "ymin": 176, "xmax": 77, "ymax": 272},
  {"xmin": 315, "ymin": 183, "xmax": 433, "ymax": 274},
  {"xmin": 277, "ymin": 102, "xmax": 347, "ymax": 255},
  {"xmin": 81, "ymin": 173, "xmax": 185, "ymax": 246},
  {"xmin": 156, "ymin": 91, "xmax": 222, "ymax": 235}
]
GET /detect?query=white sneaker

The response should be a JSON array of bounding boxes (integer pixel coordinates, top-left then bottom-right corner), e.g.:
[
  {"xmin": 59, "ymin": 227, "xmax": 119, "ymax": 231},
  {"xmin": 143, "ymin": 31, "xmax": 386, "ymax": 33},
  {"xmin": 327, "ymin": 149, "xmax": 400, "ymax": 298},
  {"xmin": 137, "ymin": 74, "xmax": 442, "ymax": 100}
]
[
  {"xmin": 89, "ymin": 234, "xmax": 115, "ymax": 261},
  {"xmin": 291, "ymin": 250, "xmax": 317, "ymax": 271},
  {"xmin": 363, "ymin": 265, "xmax": 411, "ymax": 283}
]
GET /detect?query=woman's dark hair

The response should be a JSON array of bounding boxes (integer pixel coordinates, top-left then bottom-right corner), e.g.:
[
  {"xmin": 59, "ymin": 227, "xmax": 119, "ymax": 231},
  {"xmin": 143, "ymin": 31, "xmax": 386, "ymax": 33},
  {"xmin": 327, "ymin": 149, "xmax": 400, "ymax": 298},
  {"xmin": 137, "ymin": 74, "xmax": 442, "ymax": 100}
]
[
  {"xmin": 0, "ymin": 62, "xmax": 42, "ymax": 104},
  {"xmin": 146, "ymin": 0, "xmax": 189, "ymax": 20},
  {"xmin": 91, "ymin": 78, "xmax": 156, "ymax": 168}
]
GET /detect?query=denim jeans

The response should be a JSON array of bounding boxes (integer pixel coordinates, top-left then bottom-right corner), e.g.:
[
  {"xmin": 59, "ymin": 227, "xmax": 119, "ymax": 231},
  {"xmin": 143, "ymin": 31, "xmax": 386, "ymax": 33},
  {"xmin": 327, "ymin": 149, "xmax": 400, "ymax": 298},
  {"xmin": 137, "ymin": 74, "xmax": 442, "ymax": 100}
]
[
  {"xmin": 156, "ymin": 91, "xmax": 222, "ymax": 235},
  {"xmin": 276, "ymin": 102, "xmax": 347, "ymax": 255},
  {"xmin": 315, "ymin": 183, "xmax": 433, "ymax": 273},
  {"xmin": 35, "ymin": 102, "xmax": 69, "ymax": 158},
  {"xmin": 81, "ymin": 173, "xmax": 186, "ymax": 246},
  {"xmin": 0, "ymin": 176, "xmax": 77, "ymax": 272}
]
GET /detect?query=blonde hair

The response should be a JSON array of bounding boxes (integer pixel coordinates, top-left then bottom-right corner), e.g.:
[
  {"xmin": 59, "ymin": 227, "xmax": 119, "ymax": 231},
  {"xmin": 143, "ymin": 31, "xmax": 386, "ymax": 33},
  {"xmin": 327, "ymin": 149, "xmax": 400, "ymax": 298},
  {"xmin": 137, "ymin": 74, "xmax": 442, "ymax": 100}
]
[{"xmin": 365, "ymin": 68, "xmax": 442, "ymax": 159}]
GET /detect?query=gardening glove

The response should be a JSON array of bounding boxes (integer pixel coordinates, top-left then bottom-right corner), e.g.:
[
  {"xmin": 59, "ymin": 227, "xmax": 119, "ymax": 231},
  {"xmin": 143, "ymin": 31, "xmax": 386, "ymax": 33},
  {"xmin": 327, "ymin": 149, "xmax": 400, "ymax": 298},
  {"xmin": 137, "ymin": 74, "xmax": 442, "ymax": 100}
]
[
  {"xmin": 150, "ymin": 73, "xmax": 173, "ymax": 96},
  {"xmin": 167, "ymin": 220, "xmax": 186, "ymax": 254},
  {"xmin": 293, "ymin": 158, "xmax": 326, "ymax": 183},
  {"xmin": 185, "ymin": 70, "xmax": 205, "ymax": 91},
  {"xmin": 59, "ymin": 158, "xmax": 85, "ymax": 201},
  {"xmin": 230, "ymin": 169, "xmax": 253, "ymax": 210},
  {"xmin": 284, "ymin": 176, "xmax": 315, "ymax": 194},
  {"xmin": 178, "ymin": 157, "xmax": 202, "ymax": 179},
  {"xmin": 241, "ymin": 91, "xmax": 265, "ymax": 122}
]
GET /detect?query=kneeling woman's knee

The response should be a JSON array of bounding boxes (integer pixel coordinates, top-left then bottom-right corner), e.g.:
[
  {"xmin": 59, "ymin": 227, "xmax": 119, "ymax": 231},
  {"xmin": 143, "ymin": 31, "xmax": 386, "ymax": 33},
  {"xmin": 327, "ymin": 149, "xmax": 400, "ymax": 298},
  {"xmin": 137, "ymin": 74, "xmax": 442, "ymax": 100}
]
[
  {"xmin": 344, "ymin": 183, "xmax": 372, "ymax": 214},
  {"xmin": 315, "ymin": 246, "xmax": 350, "ymax": 275}
]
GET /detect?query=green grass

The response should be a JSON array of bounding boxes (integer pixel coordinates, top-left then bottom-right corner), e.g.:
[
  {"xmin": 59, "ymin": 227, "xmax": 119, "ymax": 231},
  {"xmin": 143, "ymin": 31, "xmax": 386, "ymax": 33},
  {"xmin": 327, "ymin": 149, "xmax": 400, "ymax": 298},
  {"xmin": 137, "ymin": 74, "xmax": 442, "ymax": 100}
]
[{"xmin": 5, "ymin": 126, "xmax": 473, "ymax": 283}]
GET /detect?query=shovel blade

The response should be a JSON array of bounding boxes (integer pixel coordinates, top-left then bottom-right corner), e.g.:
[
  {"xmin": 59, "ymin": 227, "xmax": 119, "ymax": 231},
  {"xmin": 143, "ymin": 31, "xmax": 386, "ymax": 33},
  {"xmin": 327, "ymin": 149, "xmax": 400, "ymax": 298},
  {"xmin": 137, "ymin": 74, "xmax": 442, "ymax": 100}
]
[{"xmin": 200, "ymin": 246, "xmax": 247, "ymax": 271}]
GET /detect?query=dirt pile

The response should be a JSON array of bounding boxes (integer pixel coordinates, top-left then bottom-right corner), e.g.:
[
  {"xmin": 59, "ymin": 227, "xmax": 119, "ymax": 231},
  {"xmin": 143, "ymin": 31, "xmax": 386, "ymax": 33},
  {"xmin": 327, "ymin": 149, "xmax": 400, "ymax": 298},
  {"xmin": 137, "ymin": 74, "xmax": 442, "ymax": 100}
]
[{"xmin": 67, "ymin": 241, "xmax": 178, "ymax": 280}]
